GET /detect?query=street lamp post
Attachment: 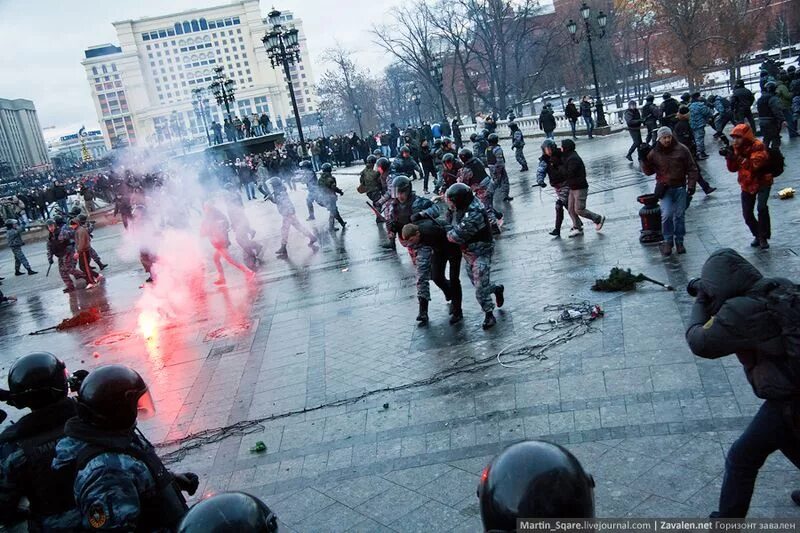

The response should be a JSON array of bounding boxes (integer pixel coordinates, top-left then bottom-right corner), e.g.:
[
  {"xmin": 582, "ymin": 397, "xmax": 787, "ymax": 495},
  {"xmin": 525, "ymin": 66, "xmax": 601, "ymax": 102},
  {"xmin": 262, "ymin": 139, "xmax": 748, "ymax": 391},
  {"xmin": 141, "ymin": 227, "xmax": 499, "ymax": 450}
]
[
  {"xmin": 209, "ymin": 66, "xmax": 236, "ymax": 123},
  {"xmin": 317, "ymin": 111, "xmax": 325, "ymax": 138},
  {"xmin": 192, "ymin": 88, "xmax": 212, "ymax": 146},
  {"xmin": 263, "ymin": 8, "xmax": 306, "ymax": 155},
  {"xmin": 352, "ymin": 104, "xmax": 364, "ymax": 138},
  {"xmin": 411, "ymin": 84, "xmax": 422, "ymax": 126},
  {"xmin": 429, "ymin": 58, "xmax": 447, "ymax": 123},
  {"xmin": 567, "ymin": 3, "xmax": 609, "ymax": 129}
]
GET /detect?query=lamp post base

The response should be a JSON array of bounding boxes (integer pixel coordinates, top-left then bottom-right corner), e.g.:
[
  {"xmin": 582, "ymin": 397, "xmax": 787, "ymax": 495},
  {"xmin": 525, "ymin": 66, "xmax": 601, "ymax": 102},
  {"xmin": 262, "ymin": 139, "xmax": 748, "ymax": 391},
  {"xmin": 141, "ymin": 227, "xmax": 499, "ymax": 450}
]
[{"xmin": 593, "ymin": 125, "xmax": 612, "ymax": 136}]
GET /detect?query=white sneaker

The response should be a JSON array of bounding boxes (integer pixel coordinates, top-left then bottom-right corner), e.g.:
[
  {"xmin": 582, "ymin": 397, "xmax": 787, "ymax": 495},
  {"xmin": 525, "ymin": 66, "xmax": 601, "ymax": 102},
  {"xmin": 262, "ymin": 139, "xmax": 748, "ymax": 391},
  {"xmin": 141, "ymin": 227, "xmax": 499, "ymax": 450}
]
[
  {"xmin": 568, "ymin": 228, "xmax": 584, "ymax": 238},
  {"xmin": 85, "ymin": 283, "xmax": 96, "ymax": 290}
]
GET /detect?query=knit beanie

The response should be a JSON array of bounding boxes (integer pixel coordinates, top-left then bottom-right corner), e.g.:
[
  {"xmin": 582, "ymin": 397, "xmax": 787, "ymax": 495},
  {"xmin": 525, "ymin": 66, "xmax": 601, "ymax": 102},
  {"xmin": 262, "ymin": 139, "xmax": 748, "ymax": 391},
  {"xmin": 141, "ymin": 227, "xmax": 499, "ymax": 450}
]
[{"xmin": 656, "ymin": 126, "xmax": 672, "ymax": 141}]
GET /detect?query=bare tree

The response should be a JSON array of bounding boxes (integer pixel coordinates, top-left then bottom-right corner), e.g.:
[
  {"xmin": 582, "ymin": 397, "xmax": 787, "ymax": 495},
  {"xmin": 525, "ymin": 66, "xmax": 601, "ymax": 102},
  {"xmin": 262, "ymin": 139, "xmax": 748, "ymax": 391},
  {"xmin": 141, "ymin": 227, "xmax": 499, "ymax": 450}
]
[
  {"xmin": 715, "ymin": 0, "xmax": 773, "ymax": 85},
  {"xmin": 316, "ymin": 46, "xmax": 382, "ymax": 134}
]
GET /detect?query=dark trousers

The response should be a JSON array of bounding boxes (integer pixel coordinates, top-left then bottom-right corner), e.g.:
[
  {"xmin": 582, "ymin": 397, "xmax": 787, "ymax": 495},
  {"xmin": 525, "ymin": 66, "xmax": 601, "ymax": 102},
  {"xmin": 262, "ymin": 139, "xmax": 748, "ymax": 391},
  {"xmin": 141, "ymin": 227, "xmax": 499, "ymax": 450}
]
[
  {"xmin": 627, "ymin": 130, "xmax": 642, "ymax": 158},
  {"xmin": 741, "ymin": 185, "xmax": 771, "ymax": 241},
  {"xmin": 431, "ymin": 248, "xmax": 462, "ymax": 310},
  {"xmin": 422, "ymin": 166, "xmax": 436, "ymax": 191},
  {"xmin": 77, "ymin": 251, "xmax": 97, "ymax": 284},
  {"xmin": 735, "ymin": 109, "xmax": 757, "ymax": 134},
  {"xmin": 716, "ymin": 400, "xmax": 800, "ymax": 517}
]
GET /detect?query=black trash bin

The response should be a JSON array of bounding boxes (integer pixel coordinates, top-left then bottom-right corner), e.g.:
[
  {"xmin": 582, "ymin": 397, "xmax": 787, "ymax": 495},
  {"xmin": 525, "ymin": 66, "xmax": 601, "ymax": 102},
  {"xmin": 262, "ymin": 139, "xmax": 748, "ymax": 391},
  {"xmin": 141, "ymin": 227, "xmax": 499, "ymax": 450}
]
[{"xmin": 637, "ymin": 193, "xmax": 662, "ymax": 244}]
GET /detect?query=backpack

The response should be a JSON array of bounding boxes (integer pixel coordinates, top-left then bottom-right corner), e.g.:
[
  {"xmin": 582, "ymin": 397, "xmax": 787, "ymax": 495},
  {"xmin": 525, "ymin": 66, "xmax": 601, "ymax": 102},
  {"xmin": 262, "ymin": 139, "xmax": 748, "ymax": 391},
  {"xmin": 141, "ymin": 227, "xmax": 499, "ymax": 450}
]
[
  {"xmin": 764, "ymin": 284, "xmax": 800, "ymax": 359},
  {"xmin": 767, "ymin": 147, "xmax": 785, "ymax": 177}
]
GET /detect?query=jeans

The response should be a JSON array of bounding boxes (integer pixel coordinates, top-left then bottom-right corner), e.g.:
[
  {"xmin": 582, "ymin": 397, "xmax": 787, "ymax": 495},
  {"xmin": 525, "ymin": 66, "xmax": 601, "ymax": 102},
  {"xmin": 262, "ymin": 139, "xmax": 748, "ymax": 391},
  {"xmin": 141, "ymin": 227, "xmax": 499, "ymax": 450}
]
[
  {"xmin": 627, "ymin": 130, "xmax": 642, "ymax": 158},
  {"xmin": 381, "ymin": 145, "xmax": 390, "ymax": 157},
  {"xmin": 569, "ymin": 120, "xmax": 577, "ymax": 138},
  {"xmin": 692, "ymin": 127, "xmax": 707, "ymax": 155},
  {"xmin": 244, "ymin": 182, "xmax": 256, "ymax": 201},
  {"xmin": 583, "ymin": 116, "xmax": 594, "ymax": 137},
  {"xmin": 659, "ymin": 186, "xmax": 687, "ymax": 244},
  {"xmin": 544, "ymin": 130, "xmax": 555, "ymax": 140},
  {"xmin": 740, "ymin": 185, "xmax": 771, "ymax": 241},
  {"xmin": 715, "ymin": 400, "xmax": 800, "ymax": 517},
  {"xmin": 312, "ymin": 155, "xmax": 321, "ymax": 171},
  {"xmin": 57, "ymin": 198, "xmax": 68, "ymax": 214},
  {"xmin": 567, "ymin": 188, "xmax": 601, "ymax": 229}
]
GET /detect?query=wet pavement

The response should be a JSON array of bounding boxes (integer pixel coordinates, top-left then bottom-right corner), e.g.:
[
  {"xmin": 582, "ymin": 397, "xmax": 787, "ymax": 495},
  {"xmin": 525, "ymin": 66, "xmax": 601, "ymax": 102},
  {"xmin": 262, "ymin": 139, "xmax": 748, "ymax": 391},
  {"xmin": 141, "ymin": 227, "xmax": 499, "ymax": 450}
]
[{"xmin": 2, "ymin": 131, "xmax": 800, "ymax": 529}]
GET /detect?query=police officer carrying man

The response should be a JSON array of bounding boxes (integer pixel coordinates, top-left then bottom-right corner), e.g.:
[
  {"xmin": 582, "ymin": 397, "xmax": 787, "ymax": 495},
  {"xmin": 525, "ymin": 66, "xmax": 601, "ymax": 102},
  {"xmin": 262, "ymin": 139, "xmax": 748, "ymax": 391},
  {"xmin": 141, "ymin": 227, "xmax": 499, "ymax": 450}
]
[
  {"xmin": 178, "ymin": 492, "xmax": 278, "ymax": 532},
  {"xmin": 0, "ymin": 352, "xmax": 84, "ymax": 530},
  {"xmin": 52, "ymin": 364, "xmax": 199, "ymax": 531},
  {"xmin": 421, "ymin": 183, "xmax": 504, "ymax": 329},
  {"xmin": 403, "ymin": 218, "xmax": 464, "ymax": 324},
  {"xmin": 486, "ymin": 133, "xmax": 513, "ymax": 202},
  {"xmin": 477, "ymin": 440, "xmax": 595, "ymax": 529}
]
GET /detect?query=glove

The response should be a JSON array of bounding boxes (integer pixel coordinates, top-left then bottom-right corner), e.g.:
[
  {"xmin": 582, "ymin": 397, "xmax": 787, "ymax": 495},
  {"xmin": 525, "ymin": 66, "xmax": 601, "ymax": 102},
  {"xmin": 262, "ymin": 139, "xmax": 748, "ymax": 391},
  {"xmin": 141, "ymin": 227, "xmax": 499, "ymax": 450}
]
[
  {"xmin": 174, "ymin": 472, "xmax": 199, "ymax": 495},
  {"xmin": 48, "ymin": 257, "xmax": 54, "ymax": 265},
  {"xmin": 637, "ymin": 143, "xmax": 652, "ymax": 161},
  {"xmin": 687, "ymin": 186, "xmax": 696, "ymax": 196},
  {"xmin": 409, "ymin": 212, "xmax": 424, "ymax": 223},
  {"xmin": 68, "ymin": 370, "xmax": 89, "ymax": 392}
]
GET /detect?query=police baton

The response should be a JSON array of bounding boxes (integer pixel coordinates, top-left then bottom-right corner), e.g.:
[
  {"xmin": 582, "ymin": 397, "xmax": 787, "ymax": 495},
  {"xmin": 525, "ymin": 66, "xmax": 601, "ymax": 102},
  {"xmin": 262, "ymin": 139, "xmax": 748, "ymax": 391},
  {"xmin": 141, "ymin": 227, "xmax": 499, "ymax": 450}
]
[{"xmin": 46, "ymin": 263, "xmax": 52, "ymax": 277}]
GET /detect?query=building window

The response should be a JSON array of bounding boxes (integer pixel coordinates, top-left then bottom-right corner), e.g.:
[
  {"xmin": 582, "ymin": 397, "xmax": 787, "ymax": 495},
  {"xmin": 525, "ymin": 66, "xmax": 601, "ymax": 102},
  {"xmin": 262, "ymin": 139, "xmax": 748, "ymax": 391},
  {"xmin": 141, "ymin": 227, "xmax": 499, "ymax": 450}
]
[
  {"xmin": 191, "ymin": 19, "xmax": 200, "ymax": 31},
  {"xmin": 92, "ymin": 66, "xmax": 98, "ymax": 75},
  {"xmin": 200, "ymin": 18, "xmax": 208, "ymax": 30},
  {"xmin": 159, "ymin": 30, "xmax": 167, "ymax": 38}
]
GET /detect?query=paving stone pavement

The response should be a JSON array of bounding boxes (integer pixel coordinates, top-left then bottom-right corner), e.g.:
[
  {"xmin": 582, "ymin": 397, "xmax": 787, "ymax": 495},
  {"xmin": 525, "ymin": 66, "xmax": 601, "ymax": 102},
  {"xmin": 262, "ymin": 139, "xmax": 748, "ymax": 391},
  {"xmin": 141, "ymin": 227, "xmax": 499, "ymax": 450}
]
[{"xmin": 1, "ymin": 131, "xmax": 799, "ymax": 530}]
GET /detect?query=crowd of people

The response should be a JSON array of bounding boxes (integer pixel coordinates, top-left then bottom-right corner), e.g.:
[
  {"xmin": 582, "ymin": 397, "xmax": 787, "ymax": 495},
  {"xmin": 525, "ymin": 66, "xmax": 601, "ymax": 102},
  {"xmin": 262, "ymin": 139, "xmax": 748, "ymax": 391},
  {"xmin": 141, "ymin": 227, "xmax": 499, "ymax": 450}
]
[{"xmin": 209, "ymin": 112, "xmax": 273, "ymax": 144}]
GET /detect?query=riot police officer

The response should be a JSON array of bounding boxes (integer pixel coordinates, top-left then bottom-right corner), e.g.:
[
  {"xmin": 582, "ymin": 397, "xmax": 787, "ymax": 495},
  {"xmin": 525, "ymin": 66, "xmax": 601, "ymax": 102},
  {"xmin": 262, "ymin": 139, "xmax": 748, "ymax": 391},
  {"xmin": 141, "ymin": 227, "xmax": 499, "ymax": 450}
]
[
  {"xmin": 478, "ymin": 440, "xmax": 595, "ymax": 529},
  {"xmin": 52, "ymin": 364, "xmax": 198, "ymax": 531},
  {"xmin": 390, "ymin": 145, "xmax": 422, "ymax": 180},
  {"xmin": 0, "ymin": 352, "xmax": 82, "ymax": 530},
  {"xmin": 178, "ymin": 492, "xmax": 278, "ymax": 532},
  {"xmin": 457, "ymin": 148, "xmax": 500, "ymax": 234}
]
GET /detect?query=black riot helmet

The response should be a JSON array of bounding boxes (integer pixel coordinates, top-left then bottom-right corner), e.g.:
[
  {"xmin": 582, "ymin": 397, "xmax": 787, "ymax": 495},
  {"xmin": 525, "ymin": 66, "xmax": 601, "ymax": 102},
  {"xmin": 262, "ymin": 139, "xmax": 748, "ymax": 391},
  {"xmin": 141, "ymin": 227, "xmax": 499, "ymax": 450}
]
[
  {"xmin": 393, "ymin": 175, "xmax": 412, "ymax": 196},
  {"xmin": 76, "ymin": 364, "xmax": 154, "ymax": 430},
  {"xmin": 458, "ymin": 147, "xmax": 474, "ymax": 163},
  {"xmin": 445, "ymin": 183, "xmax": 474, "ymax": 210},
  {"xmin": 442, "ymin": 152, "xmax": 456, "ymax": 167},
  {"xmin": 469, "ymin": 132, "xmax": 478, "ymax": 142},
  {"xmin": 376, "ymin": 157, "xmax": 391, "ymax": 173},
  {"xmin": 178, "ymin": 492, "xmax": 278, "ymax": 533},
  {"xmin": 487, "ymin": 133, "xmax": 499, "ymax": 145},
  {"xmin": 734, "ymin": 79, "xmax": 745, "ymax": 88},
  {"xmin": 764, "ymin": 81, "xmax": 777, "ymax": 93},
  {"xmin": 7, "ymin": 352, "xmax": 68, "ymax": 409},
  {"xmin": 6, "ymin": 219, "xmax": 18, "ymax": 229},
  {"xmin": 46, "ymin": 218, "xmax": 56, "ymax": 227},
  {"xmin": 478, "ymin": 440, "xmax": 595, "ymax": 530},
  {"xmin": 320, "ymin": 163, "xmax": 333, "ymax": 173},
  {"xmin": 366, "ymin": 154, "xmax": 378, "ymax": 166}
]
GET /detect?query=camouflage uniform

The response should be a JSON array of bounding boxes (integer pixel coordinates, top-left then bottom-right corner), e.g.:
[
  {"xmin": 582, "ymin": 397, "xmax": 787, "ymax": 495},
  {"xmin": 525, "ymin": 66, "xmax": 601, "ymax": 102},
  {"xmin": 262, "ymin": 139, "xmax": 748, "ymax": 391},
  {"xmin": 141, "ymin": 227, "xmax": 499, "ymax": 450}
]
[
  {"xmin": 56, "ymin": 226, "xmax": 86, "ymax": 290},
  {"xmin": 424, "ymin": 198, "xmax": 497, "ymax": 312},
  {"xmin": 436, "ymin": 159, "xmax": 463, "ymax": 194},
  {"xmin": 486, "ymin": 144, "xmax": 510, "ymax": 202},
  {"xmin": 359, "ymin": 166, "xmax": 384, "ymax": 205},
  {"xmin": 512, "ymin": 129, "xmax": 528, "ymax": 169},
  {"xmin": 268, "ymin": 183, "xmax": 315, "ymax": 245},
  {"xmin": 0, "ymin": 398, "xmax": 81, "ymax": 531},
  {"xmin": 473, "ymin": 137, "xmax": 489, "ymax": 165},
  {"xmin": 457, "ymin": 160, "xmax": 497, "ymax": 228},
  {"xmin": 317, "ymin": 172, "xmax": 346, "ymax": 230},
  {"xmin": 6, "ymin": 227, "xmax": 32, "ymax": 273},
  {"xmin": 52, "ymin": 422, "xmax": 187, "ymax": 531}
]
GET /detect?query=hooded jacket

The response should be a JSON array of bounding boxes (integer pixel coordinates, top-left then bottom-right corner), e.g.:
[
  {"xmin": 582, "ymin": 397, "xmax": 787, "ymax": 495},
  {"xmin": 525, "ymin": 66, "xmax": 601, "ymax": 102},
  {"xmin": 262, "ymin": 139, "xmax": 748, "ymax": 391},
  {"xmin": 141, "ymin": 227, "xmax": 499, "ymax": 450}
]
[
  {"xmin": 686, "ymin": 248, "xmax": 798, "ymax": 400},
  {"xmin": 554, "ymin": 141, "xmax": 588, "ymax": 190},
  {"xmin": 641, "ymin": 138, "xmax": 698, "ymax": 189},
  {"xmin": 725, "ymin": 124, "xmax": 773, "ymax": 194}
]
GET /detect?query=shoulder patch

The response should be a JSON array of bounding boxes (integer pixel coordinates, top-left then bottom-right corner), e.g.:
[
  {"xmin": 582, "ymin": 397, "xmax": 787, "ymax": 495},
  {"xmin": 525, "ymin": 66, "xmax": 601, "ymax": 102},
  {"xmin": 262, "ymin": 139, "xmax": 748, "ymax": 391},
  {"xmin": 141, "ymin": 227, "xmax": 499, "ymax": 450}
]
[{"xmin": 88, "ymin": 502, "xmax": 108, "ymax": 529}]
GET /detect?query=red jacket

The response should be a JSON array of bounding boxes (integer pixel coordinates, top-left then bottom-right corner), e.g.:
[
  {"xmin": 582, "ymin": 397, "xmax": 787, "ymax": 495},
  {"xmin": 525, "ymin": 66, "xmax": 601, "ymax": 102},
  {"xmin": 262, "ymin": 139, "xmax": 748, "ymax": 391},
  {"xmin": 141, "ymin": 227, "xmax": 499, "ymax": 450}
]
[{"xmin": 726, "ymin": 124, "xmax": 772, "ymax": 194}]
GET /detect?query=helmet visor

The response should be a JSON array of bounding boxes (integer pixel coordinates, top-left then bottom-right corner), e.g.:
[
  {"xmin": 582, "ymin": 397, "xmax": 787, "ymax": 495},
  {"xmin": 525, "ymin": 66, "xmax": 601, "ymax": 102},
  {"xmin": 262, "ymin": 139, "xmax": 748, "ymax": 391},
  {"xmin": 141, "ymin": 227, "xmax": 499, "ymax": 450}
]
[{"xmin": 136, "ymin": 389, "xmax": 156, "ymax": 420}]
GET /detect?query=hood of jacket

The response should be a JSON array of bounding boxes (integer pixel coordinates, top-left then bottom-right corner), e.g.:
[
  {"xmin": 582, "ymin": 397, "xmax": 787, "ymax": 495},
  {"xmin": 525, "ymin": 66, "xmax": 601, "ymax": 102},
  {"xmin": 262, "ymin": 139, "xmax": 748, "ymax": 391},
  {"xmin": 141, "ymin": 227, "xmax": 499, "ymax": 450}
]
[
  {"xmin": 700, "ymin": 248, "xmax": 763, "ymax": 312},
  {"xmin": 731, "ymin": 123, "xmax": 756, "ymax": 143}
]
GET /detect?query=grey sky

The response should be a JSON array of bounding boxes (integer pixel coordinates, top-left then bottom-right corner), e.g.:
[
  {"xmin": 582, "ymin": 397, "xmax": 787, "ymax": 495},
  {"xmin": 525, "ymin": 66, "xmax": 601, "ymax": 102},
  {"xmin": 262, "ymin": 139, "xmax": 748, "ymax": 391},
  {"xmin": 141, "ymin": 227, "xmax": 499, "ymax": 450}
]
[{"xmin": 0, "ymin": 0, "xmax": 399, "ymax": 138}]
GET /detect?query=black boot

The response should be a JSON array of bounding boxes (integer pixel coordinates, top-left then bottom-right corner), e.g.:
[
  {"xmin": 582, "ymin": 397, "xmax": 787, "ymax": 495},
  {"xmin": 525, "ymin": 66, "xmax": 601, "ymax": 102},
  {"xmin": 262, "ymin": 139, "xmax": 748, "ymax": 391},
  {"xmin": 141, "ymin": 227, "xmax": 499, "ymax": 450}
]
[
  {"xmin": 381, "ymin": 239, "xmax": 396, "ymax": 251},
  {"xmin": 416, "ymin": 298, "xmax": 429, "ymax": 325},
  {"xmin": 494, "ymin": 285, "xmax": 505, "ymax": 308},
  {"xmin": 15, "ymin": 270, "xmax": 24, "ymax": 276},
  {"xmin": 482, "ymin": 312, "xmax": 496, "ymax": 329},
  {"xmin": 27, "ymin": 269, "xmax": 38, "ymax": 275},
  {"xmin": 449, "ymin": 304, "xmax": 463, "ymax": 324}
]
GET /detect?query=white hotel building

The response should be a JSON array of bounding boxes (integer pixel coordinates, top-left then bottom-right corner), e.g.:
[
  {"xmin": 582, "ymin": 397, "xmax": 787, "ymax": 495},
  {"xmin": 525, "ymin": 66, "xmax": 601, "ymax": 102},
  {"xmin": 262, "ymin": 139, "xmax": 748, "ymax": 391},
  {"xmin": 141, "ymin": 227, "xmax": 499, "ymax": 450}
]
[{"xmin": 81, "ymin": 0, "xmax": 316, "ymax": 149}]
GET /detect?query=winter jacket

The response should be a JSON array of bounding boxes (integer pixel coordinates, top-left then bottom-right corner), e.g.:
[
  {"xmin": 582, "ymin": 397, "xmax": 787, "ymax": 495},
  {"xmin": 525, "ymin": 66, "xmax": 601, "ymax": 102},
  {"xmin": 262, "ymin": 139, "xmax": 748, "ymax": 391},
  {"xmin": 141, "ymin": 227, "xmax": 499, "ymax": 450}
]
[
  {"xmin": 673, "ymin": 113, "xmax": 696, "ymax": 155},
  {"xmin": 641, "ymin": 139, "xmax": 698, "ymax": 189},
  {"xmin": 713, "ymin": 96, "xmax": 732, "ymax": 115},
  {"xmin": 74, "ymin": 225, "xmax": 91, "ymax": 253},
  {"xmin": 359, "ymin": 168, "xmax": 382, "ymax": 195},
  {"xmin": 539, "ymin": 109, "xmax": 556, "ymax": 132},
  {"xmin": 642, "ymin": 103, "xmax": 660, "ymax": 126},
  {"xmin": 725, "ymin": 124, "xmax": 773, "ymax": 194},
  {"xmin": 776, "ymin": 82, "xmax": 792, "ymax": 110},
  {"xmin": 555, "ymin": 148, "xmax": 588, "ymax": 190},
  {"xmin": 688, "ymin": 100, "xmax": 712, "ymax": 129},
  {"xmin": 756, "ymin": 93, "xmax": 784, "ymax": 122},
  {"xmin": 579, "ymin": 101, "xmax": 592, "ymax": 118},
  {"xmin": 686, "ymin": 248, "xmax": 799, "ymax": 400},
  {"xmin": 731, "ymin": 87, "xmax": 755, "ymax": 113},
  {"xmin": 565, "ymin": 103, "xmax": 580, "ymax": 121},
  {"xmin": 660, "ymin": 97, "xmax": 680, "ymax": 123},
  {"xmin": 624, "ymin": 108, "xmax": 642, "ymax": 129}
]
